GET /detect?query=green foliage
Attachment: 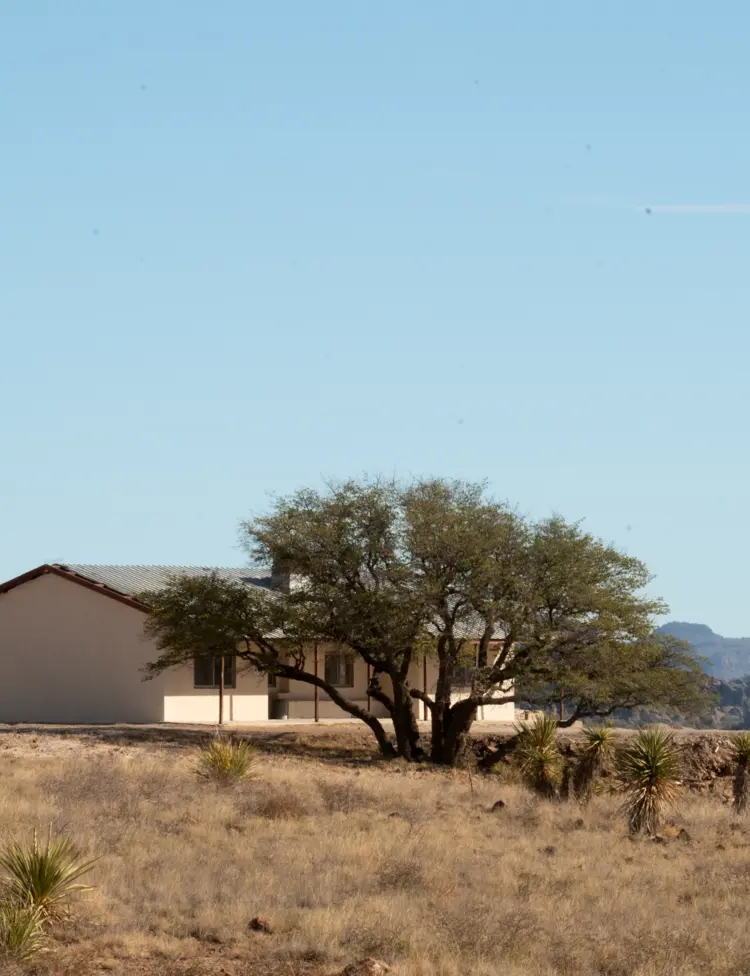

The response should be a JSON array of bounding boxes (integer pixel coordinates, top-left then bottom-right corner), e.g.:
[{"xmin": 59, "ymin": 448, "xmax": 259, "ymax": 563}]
[
  {"xmin": 730, "ymin": 732, "xmax": 750, "ymax": 815},
  {"xmin": 515, "ymin": 714, "xmax": 562, "ymax": 798},
  {"xmin": 143, "ymin": 476, "xmax": 713, "ymax": 766},
  {"xmin": 0, "ymin": 829, "xmax": 96, "ymax": 921},
  {"xmin": 0, "ymin": 901, "xmax": 45, "ymax": 961},
  {"xmin": 616, "ymin": 728, "xmax": 682, "ymax": 835},
  {"xmin": 140, "ymin": 571, "xmax": 261, "ymax": 677},
  {"xmin": 196, "ymin": 735, "xmax": 257, "ymax": 785},
  {"xmin": 573, "ymin": 723, "xmax": 615, "ymax": 802}
]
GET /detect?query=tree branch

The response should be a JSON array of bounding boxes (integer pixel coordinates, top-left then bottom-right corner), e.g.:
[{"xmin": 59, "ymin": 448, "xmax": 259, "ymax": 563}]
[
  {"xmin": 409, "ymin": 687, "xmax": 435, "ymax": 713},
  {"xmin": 237, "ymin": 640, "xmax": 396, "ymax": 757}
]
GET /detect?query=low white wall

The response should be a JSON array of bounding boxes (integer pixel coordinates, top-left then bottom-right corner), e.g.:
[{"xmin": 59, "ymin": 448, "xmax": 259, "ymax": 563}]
[
  {"xmin": 473, "ymin": 700, "xmax": 516, "ymax": 722},
  {"xmin": 450, "ymin": 687, "xmax": 515, "ymax": 723},
  {"xmin": 162, "ymin": 664, "xmax": 269, "ymax": 724},
  {"xmin": 277, "ymin": 697, "xmax": 389, "ymax": 720}
]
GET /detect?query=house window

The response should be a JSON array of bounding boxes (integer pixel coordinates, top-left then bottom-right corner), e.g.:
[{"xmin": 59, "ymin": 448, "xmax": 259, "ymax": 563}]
[
  {"xmin": 268, "ymin": 672, "xmax": 277, "ymax": 689},
  {"xmin": 194, "ymin": 655, "xmax": 236, "ymax": 689},
  {"xmin": 324, "ymin": 652, "xmax": 354, "ymax": 687}
]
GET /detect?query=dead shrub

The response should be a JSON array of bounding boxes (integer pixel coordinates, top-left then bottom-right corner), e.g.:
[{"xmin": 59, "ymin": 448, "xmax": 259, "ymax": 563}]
[
  {"xmin": 243, "ymin": 782, "xmax": 312, "ymax": 821},
  {"xmin": 318, "ymin": 779, "xmax": 372, "ymax": 814},
  {"xmin": 376, "ymin": 852, "xmax": 425, "ymax": 892}
]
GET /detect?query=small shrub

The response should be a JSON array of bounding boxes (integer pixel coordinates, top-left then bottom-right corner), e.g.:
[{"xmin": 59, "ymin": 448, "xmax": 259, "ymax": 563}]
[
  {"xmin": 0, "ymin": 829, "xmax": 97, "ymax": 921},
  {"xmin": 377, "ymin": 854, "xmax": 425, "ymax": 891},
  {"xmin": 731, "ymin": 732, "xmax": 750, "ymax": 815},
  {"xmin": 515, "ymin": 714, "xmax": 562, "ymax": 799},
  {"xmin": 0, "ymin": 901, "xmax": 46, "ymax": 961},
  {"xmin": 616, "ymin": 727, "xmax": 682, "ymax": 835},
  {"xmin": 250, "ymin": 785, "xmax": 310, "ymax": 821},
  {"xmin": 573, "ymin": 723, "xmax": 615, "ymax": 802},
  {"xmin": 196, "ymin": 735, "xmax": 257, "ymax": 785},
  {"xmin": 318, "ymin": 779, "xmax": 370, "ymax": 813}
]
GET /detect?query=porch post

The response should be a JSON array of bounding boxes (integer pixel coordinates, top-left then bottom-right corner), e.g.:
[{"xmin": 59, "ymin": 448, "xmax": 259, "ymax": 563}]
[
  {"xmin": 218, "ymin": 655, "xmax": 225, "ymax": 727},
  {"xmin": 314, "ymin": 643, "xmax": 319, "ymax": 723}
]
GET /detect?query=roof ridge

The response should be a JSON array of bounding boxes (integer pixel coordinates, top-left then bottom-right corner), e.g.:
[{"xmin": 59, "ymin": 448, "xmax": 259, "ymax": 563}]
[{"xmin": 64, "ymin": 562, "xmax": 255, "ymax": 569}]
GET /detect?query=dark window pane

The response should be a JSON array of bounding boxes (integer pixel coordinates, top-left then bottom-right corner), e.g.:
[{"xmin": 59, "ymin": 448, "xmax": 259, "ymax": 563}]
[
  {"xmin": 324, "ymin": 653, "xmax": 339, "ymax": 685},
  {"xmin": 224, "ymin": 655, "xmax": 236, "ymax": 688},
  {"xmin": 194, "ymin": 655, "xmax": 236, "ymax": 688},
  {"xmin": 194, "ymin": 657, "xmax": 214, "ymax": 687},
  {"xmin": 324, "ymin": 653, "xmax": 354, "ymax": 687}
]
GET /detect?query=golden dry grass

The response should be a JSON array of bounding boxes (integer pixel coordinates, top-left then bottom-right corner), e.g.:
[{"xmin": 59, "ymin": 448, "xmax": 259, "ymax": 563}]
[{"xmin": 0, "ymin": 730, "xmax": 747, "ymax": 975}]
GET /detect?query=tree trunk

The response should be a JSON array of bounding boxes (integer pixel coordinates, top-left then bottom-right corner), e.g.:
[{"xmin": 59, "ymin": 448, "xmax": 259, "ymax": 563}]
[
  {"xmin": 430, "ymin": 665, "xmax": 453, "ymax": 763},
  {"xmin": 477, "ymin": 732, "xmax": 522, "ymax": 771},
  {"xmin": 433, "ymin": 698, "xmax": 477, "ymax": 765},
  {"xmin": 391, "ymin": 680, "xmax": 424, "ymax": 760}
]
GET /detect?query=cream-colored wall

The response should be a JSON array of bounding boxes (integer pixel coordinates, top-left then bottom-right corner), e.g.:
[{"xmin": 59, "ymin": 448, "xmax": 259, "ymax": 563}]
[
  {"xmin": 163, "ymin": 664, "xmax": 269, "ymax": 723},
  {"xmin": 0, "ymin": 573, "xmax": 167, "ymax": 723},
  {"xmin": 0, "ymin": 573, "xmax": 271, "ymax": 725},
  {"xmin": 283, "ymin": 698, "xmax": 389, "ymax": 719}
]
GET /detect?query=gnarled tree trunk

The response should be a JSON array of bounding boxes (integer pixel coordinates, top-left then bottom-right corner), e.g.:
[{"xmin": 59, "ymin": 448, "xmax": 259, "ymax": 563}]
[
  {"xmin": 391, "ymin": 680, "xmax": 424, "ymax": 760},
  {"xmin": 431, "ymin": 697, "xmax": 478, "ymax": 765}
]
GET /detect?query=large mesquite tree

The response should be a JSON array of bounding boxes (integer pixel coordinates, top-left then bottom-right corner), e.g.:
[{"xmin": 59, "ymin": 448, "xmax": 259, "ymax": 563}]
[{"xmin": 143, "ymin": 478, "xmax": 710, "ymax": 764}]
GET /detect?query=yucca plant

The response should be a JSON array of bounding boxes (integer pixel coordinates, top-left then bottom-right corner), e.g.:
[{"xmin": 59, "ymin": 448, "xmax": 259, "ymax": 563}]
[
  {"xmin": 616, "ymin": 727, "xmax": 682, "ymax": 835},
  {"xmin": 0, "ymin": 830, "xmax": 97, "ymax": 921},
  {"xmin": 0, "ymin": 901, "xmax": 46, "ymax": 960},
  {"xmin": 730, "ymin": 732, "xmax": 750, "ymax": 815},
  {"xmin": 515, "ymin": 713, "xmax": 562, "ymax": 799},
  {"xmin": 196, "ymin": 734, "xmax": 257, "ymax": 785},
  {"xmin": 573, "ymin": 722, "xmax": 615, "ymax": 802}
]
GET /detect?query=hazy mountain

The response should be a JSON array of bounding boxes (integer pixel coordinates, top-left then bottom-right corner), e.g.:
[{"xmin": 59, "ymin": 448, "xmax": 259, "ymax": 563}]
[{"xmin": 658, "ymin": 621, "xmax": 750, "ymax": 681}]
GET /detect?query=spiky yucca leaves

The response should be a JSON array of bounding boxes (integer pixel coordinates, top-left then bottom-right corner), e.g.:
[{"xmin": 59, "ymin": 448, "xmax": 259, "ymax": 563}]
[
  {"xmin": 196, "ymin": 735, "xmax": 257, "ymax": 785},
  {"xmin": 0, "ymin": 830, "xmax": 97, "ymax": 921},
  {"xmin": 573, "ymin": 722, "xmax": 615, "ymax": 802},
  {"xmin": 731, "ymin": 732, "xmax": 750, "ymax": 815},
  {"xmin": 0, "ymin": 902, "xmax": 46, "ymax": 960},
  {"xmin": 616, "ymin": 727, "xmax": 682, "ymax": 835},
  {"xmin": 515, "ymin": 713, "xmax": 562, "ymax": 799}
]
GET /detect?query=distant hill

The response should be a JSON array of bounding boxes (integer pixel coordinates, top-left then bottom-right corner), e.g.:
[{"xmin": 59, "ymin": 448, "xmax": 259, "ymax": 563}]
[{"xmin": 657, "ymin": 621, "xmax": 750, "ymax": 681}]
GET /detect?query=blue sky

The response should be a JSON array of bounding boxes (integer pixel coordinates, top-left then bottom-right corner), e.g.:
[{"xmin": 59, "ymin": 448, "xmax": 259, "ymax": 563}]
[{"xmin": 1, "ymin": 2, "xmax": 749, "ymax": 634}]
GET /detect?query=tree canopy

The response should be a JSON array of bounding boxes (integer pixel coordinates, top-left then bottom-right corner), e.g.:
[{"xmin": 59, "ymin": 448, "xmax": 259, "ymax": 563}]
[{"xmin": 142, "ymin": 477, "xmax": 711, "ymax": 764}]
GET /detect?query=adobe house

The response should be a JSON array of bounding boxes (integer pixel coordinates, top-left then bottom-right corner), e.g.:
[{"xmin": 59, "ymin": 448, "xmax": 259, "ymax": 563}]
[{"xmin": 0, "ymin": 564, "xmax": 515, "ymax": 725}]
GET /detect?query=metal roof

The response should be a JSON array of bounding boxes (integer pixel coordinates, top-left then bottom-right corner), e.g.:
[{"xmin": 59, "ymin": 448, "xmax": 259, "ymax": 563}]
[{"xmin": 61, "ymin": 564, "xmax": 273, "ymax": 597}]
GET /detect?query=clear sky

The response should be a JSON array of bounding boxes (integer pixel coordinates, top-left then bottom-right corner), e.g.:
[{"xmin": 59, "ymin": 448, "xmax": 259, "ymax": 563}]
[{"xmin": 1, "ymin": 2, "xmax": 749, "ymax": 634}]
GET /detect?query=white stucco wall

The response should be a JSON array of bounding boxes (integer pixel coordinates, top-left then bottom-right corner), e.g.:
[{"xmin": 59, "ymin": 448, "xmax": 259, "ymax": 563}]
[
  {"xmin": 0, "ymin": 572, "xmax": 168, "ymax": 723},
  {"xmin": 0, "ymin": 572, "xmax": 270, "ymax": 725}
]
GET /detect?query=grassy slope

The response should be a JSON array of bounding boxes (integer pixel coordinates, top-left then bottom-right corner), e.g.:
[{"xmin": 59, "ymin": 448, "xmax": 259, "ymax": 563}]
[{"xmin": 0, "ymin": 726, "xmax": 747, "ymax": 975}]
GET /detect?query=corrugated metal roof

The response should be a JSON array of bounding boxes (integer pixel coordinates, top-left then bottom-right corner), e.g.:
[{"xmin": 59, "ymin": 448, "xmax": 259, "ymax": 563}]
[{"xmin": 61, "ymin": 564, "xmax": 273, "ymax": 597}]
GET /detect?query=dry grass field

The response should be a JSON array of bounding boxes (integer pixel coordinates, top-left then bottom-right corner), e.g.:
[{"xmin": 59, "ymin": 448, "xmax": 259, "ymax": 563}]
[{"xmin": 0, "ymin": 724, "xmax": 748, "ymax": 976}]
